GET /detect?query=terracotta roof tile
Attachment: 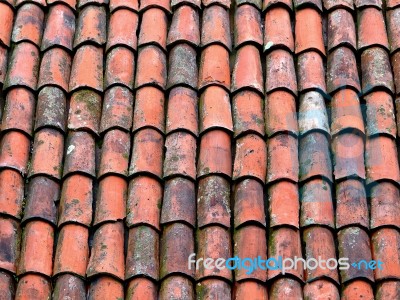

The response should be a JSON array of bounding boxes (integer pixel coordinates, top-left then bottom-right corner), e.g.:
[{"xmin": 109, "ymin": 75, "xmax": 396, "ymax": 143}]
[
  {"xmin": 86, "ymin": 221, "xmax": 125, "ymax": 280},
  {"xmin": 0, "ymin": 3, "xmax": 14, "ymax": 47},
  {"xmin": 303, "ymin": 226, "xmax": 339, "ymax": 283},
  {"xmin": 166, "ymin": 87, "xmax": 198, "ymax": 136},
  {"xmin": 300, "ymin": 179, "xmax": 334, "ymax": 228},
  {"xmin": 269, "ymin": 278, "xmax": 302, "ymax": 299},
  {"xmin": 0, "ymin": 46, "xmax": 8, "ymax": 85},
  {"xmin": 295, "ymin": 8, "xmax": 325, "ymax": 56},
  {"xmin": 198, "ymin": 45, "xmax": 230, "ymax": 91},
  {"xmin": 265, "ymin": 90, "xmax": 298, "ymax": 137},
  {"xmin": 52, "ymin": 274, "xmax": 86, "ymax": 300},
  {"xmin": 138, "ymin": 8, "xmax": 167, "ymax": 50},
  {"xmin": 196, "ymin": 279, "xmax": 231, "ymax": 299},
  {"xmin": 35, "ymin": 87, "xmax": 66, "ymax": 133},
  {"xmin": 139, "ymin": 0, "xmax": 171, "ymax": 13},
  {"xmin": 370, "ymin": 182, "xmax": 400, "ymax": 229},
  {"xmin": 387, "ymin": 0, "xmax": 400, "ymax": 9},
  {"xmin": 355, "ymin": 0, "xmax": 382, "ymax": 9},
  {"xmin": 160, "ymin": 276, "xmax": 194, "ymax": 299},
  {"xmin": 263, "ymin": 0, "xmax": 293, "ymax": 12},
  {"xmin": 197, "ymin": 175, "xmax": 231, "ymax": 228},
  {"xmin": 21, "ymin": 176, "xmax": 58, "ymax": 225},
  {"xmin": 109, "ymin": 0, "xmax": 138, "ymax": 12},
  {"xmin": 167, "ymin": 5, "xmax": 200, "ymax": 47},
  {"xmin": 58, "ymin": 174, "xmax": 93, "ymax": 227},
  {"xmin": 160, "ymin": 222, "xmax": 195, "ymax": 279},
  {"xmin": 126, "ymin": 277, "xmax": 157, "ymax": 300},
  {"xmin": 73, "ymin": 5, "xmax": 106, "ymax": 48},
  {"xmin": 11, "ymin": 3, "xmax": 44, "ymax": 47},
  {"xmin": 135, "ymin": 45, "xmax": 167, "ymax": 90},
  {"xmin": 100, "ymin": 86, "xmax": 134, "ymax": 133},
  {"xmin": 234, "ymin": 178, "xmax": 266, "ymax": 227},
  {"xmin": 87, "ymin": 276, "xmax": 124, "ymax": 300},
  {"xmin": 327, "ymin": 9, "xmax": 356, "ymax": 53},
  {"xmin": 125, "ymin": 225, "xmax": 159, "ymax": 280},
  {"xmin": 63, "ymin": 131, "xmax": 95, "ymax": 177},
  {"xmin": 263, "ymin": 7, "xmax": 294, "ymax": 53},
  {"xmin": 341, "ymin": 280, "xmax": 374, "ymax": 299},
  {"xmin": 47, "ymin": 0, "xmax": 77, "ymax": 10},
  {"xmin": 1, "ymin": 87, "xmax": 35, "ymax": 136},
  {"xmin": 106, "ymin": 9, "xmax": 138, "ymax": 52},
  {"xmin": 0, "ymin": 170, "xmax": 24, "ymax": 219},
  {"xmin": 298, "ymin": 91, "xmax": 330, "ymax": 136},
  {"xmin": 297, "ymin": 51, "xmax": 326, "ymax": 96},
  {"xmin": 161, "ymin": 177, "xmax": 196, "ymax": 226},
  {"xmin": 295, "ymin": 0, "xmax": 323, "ymax": 10},
  {"xmin": 234, "ymin": 4, "xmax": 262, "ymax": 48},
  {"xmin": 171, "ymin": 0, "xmax": 201, "ymax": 9},
  {"xmin": 392, "ymin": 52, "xmax": 400, "ymax": 95},
  {"xmin": 0, "ymin": 131, "xmax": 30, "ymax": 175},
  {"xmin": 338, "ymin": 227, "xmax": 374, "ymax": 283},
  {"xmin": 268, "ymin": 180, "xmax": 299, "ymax": 228},
  {"xmin": 53, "ymin": 224, "xmax": 89, "ymax": 277},
  {"xmin": 357, "ymin": 7, "xmax": 389, "ymax": 51},
  {"xmin": 0, "ymin": 217, "xmax": 20, "ymax": 273},
  {"xmin": 234, "ymin": 281, "xmax": 268, "ymax": 300},
  {"xmin": 303, "ymin": 280, "xmax": 340, "ymax": 300},
  {"xmin": 15, "ymin": 275, "xmax": 51, "ymax": 300},
  {"xmin": 0, "ymin": 271, "xmax": 15, "ymax": 299},
  {"xmin": 126, "ymin": 176, "xmax": 162, "ymax": 229},
  {"xmin": 104, "ymin": 47, "xmax": 135, "ymax": 90},
  {"xmin": 167, "ymin": 44, "xmax": 198, "ymax": 90},
  {"xmin": 376, "ymin": 281, "xmax": 400, "ymax": 299},
  {"xmin": 336, "ymin": 179, "xmax": 369, "ymax": 229},
  {"xmin": 94, "ymin": 175, "xmax": 127, "ymax": 225},
  {"xmin": 386, "ymin": 8, "xmax": 400, "ymax": 54}
]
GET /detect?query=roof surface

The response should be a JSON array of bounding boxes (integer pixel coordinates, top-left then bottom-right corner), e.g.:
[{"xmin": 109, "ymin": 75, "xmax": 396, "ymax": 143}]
[{"xmin": 0, "ymin": 0, "xmax": 400, "ymax": 299}]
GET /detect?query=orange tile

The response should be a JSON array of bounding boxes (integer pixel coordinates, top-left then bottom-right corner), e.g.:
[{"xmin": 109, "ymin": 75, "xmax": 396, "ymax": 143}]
[
  {"xmin": 58, "ymin": 174, "xmax": 93, "ymax": 227},
  {"xmin": 324, "ymin": 0, "xmax": 354, "ymax": 10},
  {"xmin": 105, "ymin": 47, "xmax": 135, "ymax": 90},
  {"xmin": 73, "ymin": 5, "xmax": 106, "ymax": 48},
  {"xmin": 197, "ymin": 175, "xmax": 231, "ymax": 228},
  {"xmin": 327, "ymin": 8, "xmax": 356, "ymax": 52},
  {"xmin": 269, "ymin": 278, "xmax": 302, "ymax": 300},
  {"xmin": 336, "ymin": 179, "xmax": 369, "ymax": 230},
  {"xmin": 299, "ymin": 131, "xmax": 332, "ymax": 182},
  {"xmin": 53, "ymin": 224, "xmax": 89, "ymax": 277},
  {"xmin": 98, "ymin": 129, "xmax": 130, "ymax": 178},
  {"xmin": 267, "ymin": 134, "xmax": 299, "ymax": 183},
  {"xmin": 166, "ymin": 87, "xmax": 198, "ymax": 136},
  {"xmin": 0, "ymin": 3, "xmax": 14, "ymax": 47},
  {"xmin": 167, "ymin": 44, "xmax": 197, "ymax": 90},
  {"xmin": 199, "ymin": 86, "xmax": 233, "ymax": 134},
  {"xmin": 234, "ymin": 225, "xmax": 267, "ymax": 282},
  {"xmin": 18, "ymin": 221, "xmax": 54, "ymax": 277},
  {"xmin": 303, "ymin": 280, "xmax": 339, "ymax": 300},
  {"xmin": 392, "ymin": 52, "xmax": 400, "ymax": 96},
  {"xmin": 4, "ymin": 42, "xmax": 40, "ymax": 91},
  {"xmin": 126, "ymin": 225, "xmax": 159, "ymax": 280},
  {"xmin": 298, "ymin": 91, "xmax": 330, "ymax": 136},
  {"xmin": 129, "ymin": 128, "xmax": 164, "ymax": 179},
  {"xmin": 327, "ymin": 47, "xmax": 360, "ymax": 94},
  {"xmin": 234, "ymin": 4, "xmax": 262, "ymax": 48},
  {"xmin": 370, "ymin": 182, "xmax": 400, "ymax": 229},
  {"xmin": 0, "ymin": 131, "xmax": 30, "ymax": 175},
  {"xmin": 94, "ymin": 175, "xmax": 127, "ymax": 225},
  {"xmin": 68, "ymin": 89, "xmax": 102, "ymax": 135},
  {"xmin": 126, "ymin": 175, "xmax": 162, "ymax": 230},
  {"xmin": 198, "ymin": 44, "xmax": 230, "ymax": 90},
  {"xmin": 201, "ymin": 5, "xmax": 231, "ymax": 50},
  {"xmin": 159, "ymin": 276, "xmax": 194, "ymax": 300},
  {"xmin": 134, "ymin": 45, "xmax": 166, "ymax": 90},
  {"xmin": 110, "ymin": 0, "xmax": 138, "ymax": 12},
  {"xmin": 0, "ymin": 45, "xmax": 7, "ymax": 84},
  {"xmin": 106, "ymin": 9, "xmax": 138, "ymax": 52},
  {"xmin": 41, "ymin": 4, "xmax": 75, "ymax": 51},
  {"xmin": 0, "ymin": 170, "xmax": 24, "ymax": 219},
  {"xmin": 303, "ymin": 227, "xmax": 339, "ymax": 284},
  {"xmin": 0, "ymin": 271, "xmax": 15, "ymax": 299},
  {"xmin": 126, "ymin": 277, "xmax": 157, "ymax": 300},
  {"xmin": 35, "ymin": 87, "xmax": 67, "ymax": 133},
  {"xmin": 22, "ymin": 176, "xmax": 59, "ymax": 225},
  {"xmin": 332, "ymin": 133, "xmax": 366, "ymax": 181},
  {"xmin": 268, "ymin": 181, "xmax": 299, "ymax": 228},
  {"xmin": 53, "ymin": 274, "xmax": 86, "ymax": 300},
  {"xmin": 0, "ymin": 217, "xmax": 20, "ymax": 273},
  {"xmin": 87, "ymin": 276, "xmax": 124, "ymax": 300},
  {"xmin": 341, "ymin": 280, "xmax": 374, "ymax": 300},
  {"xmin": 139, "ymin": 0, "xmax": 171, "ymax": 13},
  {"xmin": 164, "ymin": 131, "xmax": 196, "ymax": 180},
  {"xmin": 15, "ymin": 0, "xmax": 47, "ymax": 6},
  {"xmin": 196, "ymin": 279, "xmax": 231, "ymax": 300},
  {"xmin": 161, "ymin": 177, "xmax": 196, "ymax": 226},
  {"xmin": 300, "ymin": 178, "xmax": 334, "ymax": 228},
  {"xmin": 234, "ymin": 281, "xmax": 267, "ymax": 300},
  {"xmin": 365, "ymin": 91, "xmax": 396, "ymax": 138},
  {"xmin": 355, "ymin": 0, "xmax": 382, "ymax": 8},
  {"xmin": 265, "ymin": 90, "xmax": 298, "ymax": 137},
  {"xmin": 387, "ymin": 0, "xmax": 400, "ymax": 8},
  {"xmin": 47, "ymin": 0, "xmax": 76, "ymax": 10},
  {"xmin": 12, "ymin": 3, "xmax": 44, "ymax": 46},
  {"xmin": 263, "ymin": 0, "xmax": 293, "ymax": 11},
  {"xmin": 29, "ymin": 128, "xmax": 64, "ymax": 179},
  {"xmin": 295, "ymin": 8, "xmax": 325, "ymax": 55},
  {"xmin": 264, "ymin": 7, "xmax": 294, "ymax": 52},
  {"xmin": 167, "ymin": 5, "xmax": 200, "ymax": 47},
  {"xmin": 63, "ymin": 131, "xmax": 96, "ymax": 178},
  {"xmin": 1, "ymin": 87, "xmax": 35, "ymax": 136},
  {"xmin": 78, "ymin": 0, "xmax": 108, "ymax": 7},
  {"xmin": 172, "ymin": 0, "xmax": 201, "ymax": 8},
  {"xmin": 297, "ymin": 51, "xmax": 326, "ymax": 95},
  {"xmin": 233, "ymin": 134, "xmax": 267, "ymax": 183},
  {"xmin": 15, "ymin": 274, "xmax": 51, "ymax": 300},
  {"xmin": 233, "ymin": 179, "xmax": 266, "ymax": 228},
  {"xmin": 338, "ymin": 227, "xmax": 374, "ymax": 283},
  {"xmin": 376, "ymin": 281, "xmax": 400, "ymax": 300},
  {"xmin": 197, "ymin": 130, "xmax": 232, "ymax": 178},
  {"xmin": 387, "ymin": 7, "xmax": 400, "ymax": 53},
  {"xmin": 86, "ymin": 222, "xmax": 125, "ymax": 280},
  {"xmin": 138, "ymin": 8, "xmax": 167, "ymax": 49},
  {"xmin": 265, "ymin": 49, "xmax": 297, "ymax": 96},
  {"xmin": 160, "ymin": 223, "xmax": 195, "ymax": 279},
  {"xmin": 196, "ymin": 226, "xmax": 232, "ymax": 281},
  {"xmin": 295, "ymin": 0, "xmax": 323, "ymax": 10},
  {"xmin": 132, "ymin": 86, "xmax": 165, "ymax": 134},
  {"xmin": 69, "ymin": 45, "xmax": 103, "ymax": 93},
  {"xmin": 100, "ymin": 86, "xmax": 134, "ymax": 133},
  {"xmin": 232, "ymin": 45, "xmax": 263, "ymax": 95},
  {"xmin": 357, "ymin": 7, "xmax": 388, "ymax": 51}
]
